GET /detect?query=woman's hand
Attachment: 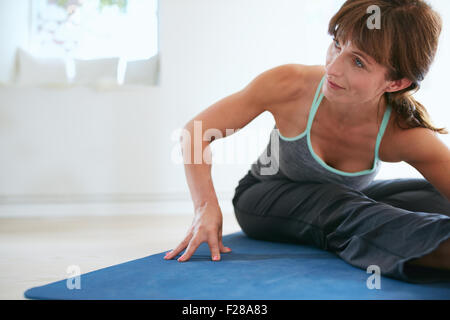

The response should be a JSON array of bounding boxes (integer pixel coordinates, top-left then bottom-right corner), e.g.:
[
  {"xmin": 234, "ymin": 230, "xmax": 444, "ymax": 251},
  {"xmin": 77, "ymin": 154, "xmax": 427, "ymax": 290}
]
[{"xmin": 163, "ymin": 202, "xmax": 232, "ymax": 262}]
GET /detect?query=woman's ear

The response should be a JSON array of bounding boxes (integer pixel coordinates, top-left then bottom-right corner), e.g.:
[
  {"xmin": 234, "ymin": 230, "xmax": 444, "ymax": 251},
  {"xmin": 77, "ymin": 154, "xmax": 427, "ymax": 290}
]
[{"xmin": 385, "ymin": 78, "xmax": 413, "ymax": 93}]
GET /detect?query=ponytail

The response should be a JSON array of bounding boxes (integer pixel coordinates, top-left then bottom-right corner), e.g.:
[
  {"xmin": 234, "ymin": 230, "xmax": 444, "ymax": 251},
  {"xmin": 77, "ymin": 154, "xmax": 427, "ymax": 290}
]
[{"xmin": 386, "ymin": 82, "xmax": 448, "ymax": 134}]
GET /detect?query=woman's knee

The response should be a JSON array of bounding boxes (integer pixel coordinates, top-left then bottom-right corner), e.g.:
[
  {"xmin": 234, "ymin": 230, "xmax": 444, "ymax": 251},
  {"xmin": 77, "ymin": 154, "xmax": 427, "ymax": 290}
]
[
  {"xmin": 379, "ymin": 179, "xmax": 450, "ymax": 214},
  {"xmin": 233, "ymin": 179, "xmax": 300, "ymax": 216}
]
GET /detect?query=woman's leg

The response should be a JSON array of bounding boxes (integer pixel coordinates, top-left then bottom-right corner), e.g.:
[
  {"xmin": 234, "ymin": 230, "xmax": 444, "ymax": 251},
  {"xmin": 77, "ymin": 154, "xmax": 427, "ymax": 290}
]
[
  {"xmin": 232, "ymin": 173, "xmax": 334, "ymax": 248},
  {"xmin": 232, "ymin": 172, "xmax": 450, "ymax": 283},
  {"xmin": 361, "ymin": 178, "xmax": 450, "ymax": 272},
  {"xmin": 360, "ymin": 178, "xmax": 450, "ymax": 216}
]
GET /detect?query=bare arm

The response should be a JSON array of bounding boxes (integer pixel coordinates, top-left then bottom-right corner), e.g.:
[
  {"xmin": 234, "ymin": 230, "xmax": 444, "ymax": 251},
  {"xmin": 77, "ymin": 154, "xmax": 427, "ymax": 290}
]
[
  {"xmin": 180, "ymin": 64, "xmax": 306, "ymax": 211},
  {"xmin": 164, "ymin": 64, "xmax": 306, "ymax": 262},
  {"xmin": 180, "ymin": 89, "xmax": 266, "ymax": 211},
  {"xmin": 397, "ymin": 127, "xmax": 450, "ymax": 200}
]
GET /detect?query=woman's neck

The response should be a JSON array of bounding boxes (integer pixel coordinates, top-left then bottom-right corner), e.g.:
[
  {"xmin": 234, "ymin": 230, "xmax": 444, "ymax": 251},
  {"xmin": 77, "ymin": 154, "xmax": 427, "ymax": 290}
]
[{"xmin": 321, "ymin": 94, "xmax": 388, "ymax": 129}]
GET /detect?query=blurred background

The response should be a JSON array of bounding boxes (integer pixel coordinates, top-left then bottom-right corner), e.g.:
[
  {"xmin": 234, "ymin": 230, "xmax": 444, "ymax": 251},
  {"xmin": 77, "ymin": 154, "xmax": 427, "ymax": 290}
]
[
  {"xmin": 0, "ymin": 0, "xmax": 449, "ymax": 299},
  {"xmin": 1, "ymin": 0, "xmax": 449, "ymax": 218}
]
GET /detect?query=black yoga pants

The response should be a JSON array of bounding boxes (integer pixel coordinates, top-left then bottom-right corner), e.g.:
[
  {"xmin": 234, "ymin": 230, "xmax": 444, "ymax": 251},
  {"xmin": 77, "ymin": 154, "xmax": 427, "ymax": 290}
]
[{"xmin": 232, "ymin": 170, "xmax": 450, "ymax": 283}]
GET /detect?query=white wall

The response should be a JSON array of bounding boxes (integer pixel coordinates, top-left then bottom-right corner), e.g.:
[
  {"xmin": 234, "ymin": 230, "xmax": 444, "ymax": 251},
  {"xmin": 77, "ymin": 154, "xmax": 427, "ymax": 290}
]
[{"xmin": 0, "ymin": 0, "xmax": 449, "ymax": 217}]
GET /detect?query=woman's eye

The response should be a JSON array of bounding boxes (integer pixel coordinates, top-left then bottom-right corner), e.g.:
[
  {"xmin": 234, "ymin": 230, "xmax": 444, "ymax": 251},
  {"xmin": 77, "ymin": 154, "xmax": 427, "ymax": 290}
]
[
  {"xmin": 333, "ymin": 39, "xmax": 340, "ymax": 48},
  {"xmin": 333, "ymin": 38, "xmax": 365, "ymax": 69},
  {"xmin": 355, "ymin": 58, "xmax": 365, "ymax": 68}
]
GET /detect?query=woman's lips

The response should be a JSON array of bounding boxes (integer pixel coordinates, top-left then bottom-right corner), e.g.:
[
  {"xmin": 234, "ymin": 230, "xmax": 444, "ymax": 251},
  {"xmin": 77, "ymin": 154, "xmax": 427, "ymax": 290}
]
[{"xmin": 327, "ymin": 79, "xmax": 344, "ymax": 90}]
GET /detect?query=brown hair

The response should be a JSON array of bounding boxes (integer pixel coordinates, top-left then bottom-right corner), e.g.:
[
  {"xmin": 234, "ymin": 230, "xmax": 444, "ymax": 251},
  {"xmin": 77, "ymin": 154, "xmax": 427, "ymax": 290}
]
[{"xmin": 328, "ymin": 0, "xmax": 448, "ymax": 134}]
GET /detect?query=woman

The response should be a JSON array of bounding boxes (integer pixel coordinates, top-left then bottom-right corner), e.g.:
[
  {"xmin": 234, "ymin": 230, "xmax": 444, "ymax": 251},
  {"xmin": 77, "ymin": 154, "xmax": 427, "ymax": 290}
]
[{"xmin": 165, "ymin": 0, "xmax": 450, "ymax": 283}]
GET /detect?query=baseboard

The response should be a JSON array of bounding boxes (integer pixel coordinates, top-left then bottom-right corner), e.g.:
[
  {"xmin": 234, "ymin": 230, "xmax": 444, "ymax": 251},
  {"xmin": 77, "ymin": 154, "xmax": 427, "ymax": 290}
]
[{"xmin": 0, "ymin": 192, "xmax": 235, "ymax": 217}]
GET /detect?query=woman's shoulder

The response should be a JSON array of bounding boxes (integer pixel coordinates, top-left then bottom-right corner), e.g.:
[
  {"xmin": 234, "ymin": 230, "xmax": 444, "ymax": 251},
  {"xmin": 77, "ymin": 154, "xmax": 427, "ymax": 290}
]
[
  {"xmin": 265, "ymin": 63, "xmax": 325, "ymax": 89},
  {"xmin": 378, "ymin": 109, "xmax": 433, "ymax": 163},
  {"xmin": 288, "ymin": 64, "xmax": 326, "ymax": 90},
  {"xmin": 289, "ymin": 64, "xmax": 327, "ymax": 101},
  {"xmin": 262, "ymin": 64, "xmax": 325, "ymax": 112},
  {"xmin": 303, "ymin": 64, "xmax": 327, "ymax": 80}
]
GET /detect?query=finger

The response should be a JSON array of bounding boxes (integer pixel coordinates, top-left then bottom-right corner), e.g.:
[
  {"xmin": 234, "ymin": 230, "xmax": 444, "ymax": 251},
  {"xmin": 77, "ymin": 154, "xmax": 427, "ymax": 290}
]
[
  {"xmin": 164, "ymin": 235, "xmax": 190, "ymax": 260},
  {"xmin": 218, "ymin": 232, "xmax": 232, "ymax": 253},
  {"xmin": 219, "ymin": 242, "xmax": 232, "ymax": 253},
  {"xmin": 178, "ymin": 237, "xmax": 201, "ymax": 262},
  {"xmin": 208, "ymin": 237, "xmax": 221, "ymax": 261}
]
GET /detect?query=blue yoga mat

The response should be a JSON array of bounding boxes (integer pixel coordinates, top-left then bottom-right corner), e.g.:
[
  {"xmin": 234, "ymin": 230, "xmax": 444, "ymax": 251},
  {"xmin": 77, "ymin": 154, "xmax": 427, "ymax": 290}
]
[{"xmin": 24, "ymin": 231, "xmax": 450, "ymax": 300}]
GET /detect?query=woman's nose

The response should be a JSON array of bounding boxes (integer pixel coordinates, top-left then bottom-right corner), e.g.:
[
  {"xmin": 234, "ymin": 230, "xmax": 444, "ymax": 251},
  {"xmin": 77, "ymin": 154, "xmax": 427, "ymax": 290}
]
[{"xmin": 326, "ymin": 53, "xmax": 344, "ymax": 77}]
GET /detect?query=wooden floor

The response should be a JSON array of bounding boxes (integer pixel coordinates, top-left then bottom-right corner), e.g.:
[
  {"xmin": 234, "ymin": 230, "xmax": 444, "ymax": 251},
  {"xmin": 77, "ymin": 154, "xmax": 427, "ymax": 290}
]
[{"xmin": 0, "ymin": 214, "xmax": 242, "ymax": 300}]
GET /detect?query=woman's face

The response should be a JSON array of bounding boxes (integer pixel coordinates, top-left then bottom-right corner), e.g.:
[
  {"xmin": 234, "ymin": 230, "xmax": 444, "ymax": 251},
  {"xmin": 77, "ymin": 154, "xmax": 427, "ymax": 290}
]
[{"xmin": 324, "ymin": 36, "xmax": 389, "ymax": 105}]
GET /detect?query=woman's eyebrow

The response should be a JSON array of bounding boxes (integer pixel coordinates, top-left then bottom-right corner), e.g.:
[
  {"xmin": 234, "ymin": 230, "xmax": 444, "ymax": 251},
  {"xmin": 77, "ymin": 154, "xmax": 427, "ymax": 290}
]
[{"xmin": 336, "ymin": 37, "xmax": 374, "ymax": 66}]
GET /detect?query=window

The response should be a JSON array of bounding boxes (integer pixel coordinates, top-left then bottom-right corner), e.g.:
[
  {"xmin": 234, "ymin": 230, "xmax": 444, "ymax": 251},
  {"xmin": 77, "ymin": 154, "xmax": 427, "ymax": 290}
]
[
  {"xmin": 29, "ymin": 0, "xmax": 159, "ymax": 84},
  {"xmin": 30, "ymin": 0, "xmax": 158, "ymax": 60}
]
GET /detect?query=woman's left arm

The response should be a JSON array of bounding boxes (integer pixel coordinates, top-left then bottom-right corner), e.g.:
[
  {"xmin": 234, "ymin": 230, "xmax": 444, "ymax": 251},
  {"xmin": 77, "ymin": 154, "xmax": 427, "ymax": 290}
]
[{"xmin": 397, "ymin": 127, "xmax": 450, "ymax": 200}]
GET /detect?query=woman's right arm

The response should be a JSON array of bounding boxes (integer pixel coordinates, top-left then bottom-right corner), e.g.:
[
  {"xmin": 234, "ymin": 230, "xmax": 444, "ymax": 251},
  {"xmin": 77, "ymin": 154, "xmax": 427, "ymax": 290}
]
[{"xmin": 164, "ymin": 64, "xmax": 306, "ymax": 262}]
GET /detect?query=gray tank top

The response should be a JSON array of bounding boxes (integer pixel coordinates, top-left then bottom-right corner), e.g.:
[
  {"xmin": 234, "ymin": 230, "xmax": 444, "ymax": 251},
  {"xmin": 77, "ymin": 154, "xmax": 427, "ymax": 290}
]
[{"xmin": 250, "ymin": 74, "xmax": 393, "ymax": 191}]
